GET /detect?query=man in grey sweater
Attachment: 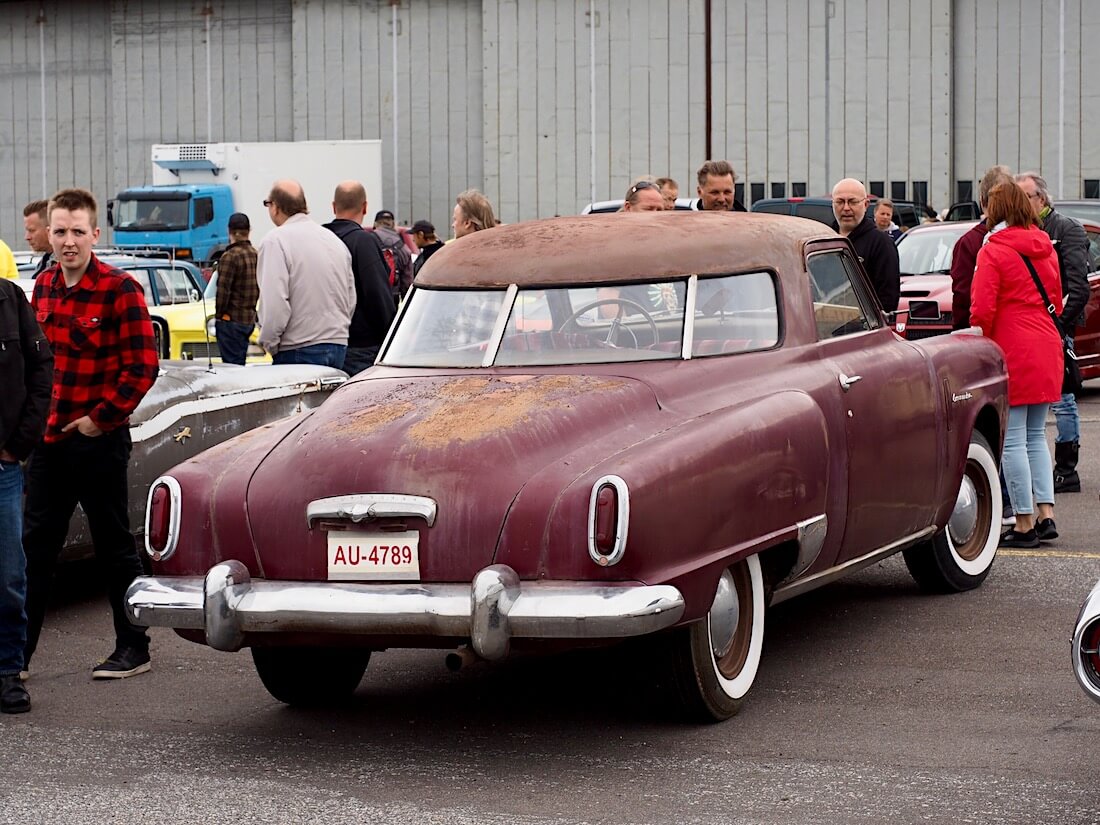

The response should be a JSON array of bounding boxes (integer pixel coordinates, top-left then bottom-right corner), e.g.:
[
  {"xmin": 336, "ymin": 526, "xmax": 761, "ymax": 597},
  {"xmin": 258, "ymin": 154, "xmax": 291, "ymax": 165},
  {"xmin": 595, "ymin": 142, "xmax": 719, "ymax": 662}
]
[{"xmin": 257, "ymin": 179, "xmax": 355, "ymax": 367}]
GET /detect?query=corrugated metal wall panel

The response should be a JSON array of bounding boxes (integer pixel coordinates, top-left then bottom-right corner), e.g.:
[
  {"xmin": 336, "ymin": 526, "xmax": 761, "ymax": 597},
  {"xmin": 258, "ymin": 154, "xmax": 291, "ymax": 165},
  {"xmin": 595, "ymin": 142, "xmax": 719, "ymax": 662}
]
[{"xmin": 0, "ymin": 0, "xmax": 1098, "ymax": 244}]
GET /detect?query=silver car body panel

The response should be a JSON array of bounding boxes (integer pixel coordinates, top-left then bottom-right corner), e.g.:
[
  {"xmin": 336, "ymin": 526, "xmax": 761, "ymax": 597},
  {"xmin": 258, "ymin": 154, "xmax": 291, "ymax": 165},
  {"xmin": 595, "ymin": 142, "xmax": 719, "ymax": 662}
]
[{"xmin": 60, "ymin": 362, "xmax": 346, "ymax": 560}]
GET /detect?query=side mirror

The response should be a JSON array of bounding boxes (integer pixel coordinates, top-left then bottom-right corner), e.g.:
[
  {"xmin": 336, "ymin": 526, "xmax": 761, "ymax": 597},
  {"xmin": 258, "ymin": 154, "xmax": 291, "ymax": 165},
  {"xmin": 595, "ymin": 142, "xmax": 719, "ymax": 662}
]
[{"xmin": 106, "ymin": 199, "xmax": 116, "ymax": 227}]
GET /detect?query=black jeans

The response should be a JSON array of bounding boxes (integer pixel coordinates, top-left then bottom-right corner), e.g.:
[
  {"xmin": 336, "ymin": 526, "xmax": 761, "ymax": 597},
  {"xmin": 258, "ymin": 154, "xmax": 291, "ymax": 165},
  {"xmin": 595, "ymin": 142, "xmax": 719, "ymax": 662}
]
[{"xmin": 22, "ymin": 428, "xmax": 148, "ymax": 666}]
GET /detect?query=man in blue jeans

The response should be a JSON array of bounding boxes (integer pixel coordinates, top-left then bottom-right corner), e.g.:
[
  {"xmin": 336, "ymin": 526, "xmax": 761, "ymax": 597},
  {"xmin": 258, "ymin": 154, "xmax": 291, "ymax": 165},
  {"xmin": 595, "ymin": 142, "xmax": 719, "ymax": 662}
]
[
  {"xmin": 257, "ymin": 180, "xmax": 355, "ymax": 368},
  {"xmin": 1017, "ymin": 172, "xmax": 1090, "ymax": 493},
  {"xmin": 0, "ymin": 277, "xmax": 53, "ymax": 713}
]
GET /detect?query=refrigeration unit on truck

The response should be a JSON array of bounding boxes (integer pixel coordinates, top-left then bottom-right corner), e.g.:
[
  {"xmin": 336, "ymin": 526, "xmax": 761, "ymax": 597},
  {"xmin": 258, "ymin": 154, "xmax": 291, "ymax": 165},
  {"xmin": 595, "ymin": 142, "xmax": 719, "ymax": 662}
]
[{"xmin": 108, "ymin": 141, "xmax": 385, "ymax": 265}]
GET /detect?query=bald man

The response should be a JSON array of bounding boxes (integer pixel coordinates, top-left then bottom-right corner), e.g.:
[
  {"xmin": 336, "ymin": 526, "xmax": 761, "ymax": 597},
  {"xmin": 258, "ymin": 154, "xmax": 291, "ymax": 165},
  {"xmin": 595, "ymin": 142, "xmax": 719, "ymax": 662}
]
[
  {"xmin": 831, "ymin": 178, "xmax": 900, "ymax": 312},
  {"xmin": 257, "ymin": 179, "xmax": 356, "ymax": 367},
  {"xmin": 322, "ymin": 180, "xmax": 397, "ymax": 374}
]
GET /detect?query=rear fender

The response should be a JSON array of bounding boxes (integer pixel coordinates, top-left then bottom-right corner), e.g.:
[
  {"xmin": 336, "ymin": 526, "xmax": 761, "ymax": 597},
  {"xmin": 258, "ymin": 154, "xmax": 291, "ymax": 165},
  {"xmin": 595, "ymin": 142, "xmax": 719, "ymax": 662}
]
[{"xmin": 498, "ymin": 391, "xmax": 836, "ymax": 622}]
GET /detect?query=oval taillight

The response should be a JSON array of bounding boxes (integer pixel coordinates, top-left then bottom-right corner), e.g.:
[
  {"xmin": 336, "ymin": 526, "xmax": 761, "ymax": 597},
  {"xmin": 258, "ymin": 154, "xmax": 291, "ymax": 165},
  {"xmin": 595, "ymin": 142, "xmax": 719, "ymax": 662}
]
[
  {"xmin": 147, "ymin": 484, "xmax": 171, "ymax": 555},
  {"xmin": 594, "ymin": 484, "xmax": 618, "ymax": 555}
]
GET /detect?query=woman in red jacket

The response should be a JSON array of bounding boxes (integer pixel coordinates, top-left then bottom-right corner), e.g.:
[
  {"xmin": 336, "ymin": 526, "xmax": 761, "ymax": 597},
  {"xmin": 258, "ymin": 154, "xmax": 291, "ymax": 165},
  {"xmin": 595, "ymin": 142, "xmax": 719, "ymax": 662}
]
[{"xmin": 971, "ymin": 182, "xmax": 1064, "ymax": 548}]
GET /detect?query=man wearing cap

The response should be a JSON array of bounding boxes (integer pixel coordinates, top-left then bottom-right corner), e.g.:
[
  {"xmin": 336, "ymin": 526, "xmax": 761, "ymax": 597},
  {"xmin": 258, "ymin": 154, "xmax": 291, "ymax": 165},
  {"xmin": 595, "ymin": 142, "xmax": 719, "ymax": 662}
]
[
  {"xmin": 411, "ymin": 220, "xmax": 444, "ymax": 281},
  {"xmin": 371, "ymin": 209, "xmax": 413, "ymax": 302},
  {"xmin": 214, "ymin": 212, "xmax": 259, "ymax": 366},
  {"xmin": 323, "ymin": 181, "xmax": 397, "ymax": 374}
]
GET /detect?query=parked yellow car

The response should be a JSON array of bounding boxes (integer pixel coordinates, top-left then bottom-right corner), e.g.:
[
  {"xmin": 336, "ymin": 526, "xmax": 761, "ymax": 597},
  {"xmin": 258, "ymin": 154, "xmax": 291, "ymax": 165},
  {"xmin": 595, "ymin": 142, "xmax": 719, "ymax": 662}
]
[{"xmin": 151, "ymin": 270, "xmax": 267, "ymax": 362}]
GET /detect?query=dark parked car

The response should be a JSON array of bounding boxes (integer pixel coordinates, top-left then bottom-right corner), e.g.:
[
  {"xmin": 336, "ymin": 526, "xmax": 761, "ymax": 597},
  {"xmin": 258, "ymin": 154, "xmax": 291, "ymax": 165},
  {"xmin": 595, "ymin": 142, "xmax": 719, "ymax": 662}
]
[
  {"xmin": 750, "ymin": 197, "xmax": 924, "ymax": 231},
  {"xmin": 894, "ymin": 220, "xmax": 1100, "ymax": 380},
  {"xmin": 127, "ymin": 212, "xmax": 1007, "ymax": 721}
]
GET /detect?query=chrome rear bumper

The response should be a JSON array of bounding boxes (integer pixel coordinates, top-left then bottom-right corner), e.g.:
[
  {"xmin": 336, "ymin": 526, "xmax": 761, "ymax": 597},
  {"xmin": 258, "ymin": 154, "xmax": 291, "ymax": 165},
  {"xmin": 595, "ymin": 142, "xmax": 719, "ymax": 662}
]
[{"xmin": 125, "ymin": 561, "xmax": 685, "ymax": 660}]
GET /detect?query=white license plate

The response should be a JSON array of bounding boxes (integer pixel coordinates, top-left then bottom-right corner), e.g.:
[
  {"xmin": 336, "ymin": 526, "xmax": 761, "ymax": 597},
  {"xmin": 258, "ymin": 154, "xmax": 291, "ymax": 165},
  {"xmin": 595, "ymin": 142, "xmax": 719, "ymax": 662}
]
[{"xmin": 327, "ymin": 530, "xmax": 420, "ymax": 581}]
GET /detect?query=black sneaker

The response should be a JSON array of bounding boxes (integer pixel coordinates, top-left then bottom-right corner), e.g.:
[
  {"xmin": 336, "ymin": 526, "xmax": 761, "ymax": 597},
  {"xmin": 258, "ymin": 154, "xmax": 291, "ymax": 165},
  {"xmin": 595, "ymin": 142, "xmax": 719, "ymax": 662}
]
[
  {"xmin": 999, "ymin": 528, "xmax": 1040, "ymax": 549},
  {"xmin": 91, "ymin": 647, "xmax": 151, "ymax": 680},
  {"xmin": 1036, "ymin": 518, "xmax": 1059, "ymax": 542},
  {"xmin": 0, "ymin": 674, "xmax": 31, "ymax": 713}
]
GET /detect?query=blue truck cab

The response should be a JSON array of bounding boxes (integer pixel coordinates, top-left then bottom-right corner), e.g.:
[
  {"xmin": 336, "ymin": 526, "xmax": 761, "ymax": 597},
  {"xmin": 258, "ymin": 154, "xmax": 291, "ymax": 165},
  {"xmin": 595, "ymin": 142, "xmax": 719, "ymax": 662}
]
[{"xmin": 109, "ymin": 184, "xmax": 234, "ymax": 265}]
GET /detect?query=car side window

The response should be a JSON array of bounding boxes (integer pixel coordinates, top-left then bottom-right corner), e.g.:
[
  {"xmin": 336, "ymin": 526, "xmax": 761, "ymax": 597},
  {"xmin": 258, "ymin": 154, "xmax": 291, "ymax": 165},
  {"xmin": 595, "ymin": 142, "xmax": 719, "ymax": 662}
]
[
  {"xmin": 127, "ymin": 268, "xmax": 153, "ymax": 301},
  {"xmin": 796, "ymin": 204, "xmax": 837, "ymax": 226},
  {"xmin": 693, "ymin": 272, "xmax": 779, "ymax": 355},
  {"xmin": 806, "ymin": 251, "xmax": 878, "ymax": 339},
  {"xmin": 1085, "ymin": 231, "xmax": 1100, "ymax": 272},
  {"xmin": 158, "ymin": 267, "xmax": 199, "ymax": 305}
]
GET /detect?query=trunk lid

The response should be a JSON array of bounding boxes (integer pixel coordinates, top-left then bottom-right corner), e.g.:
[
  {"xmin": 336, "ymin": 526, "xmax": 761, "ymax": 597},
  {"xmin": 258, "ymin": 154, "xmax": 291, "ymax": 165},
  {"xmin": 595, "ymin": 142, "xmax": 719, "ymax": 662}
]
[{"xmin": 246, "ymin": 373, "xmax": 658, "ymax": 581}]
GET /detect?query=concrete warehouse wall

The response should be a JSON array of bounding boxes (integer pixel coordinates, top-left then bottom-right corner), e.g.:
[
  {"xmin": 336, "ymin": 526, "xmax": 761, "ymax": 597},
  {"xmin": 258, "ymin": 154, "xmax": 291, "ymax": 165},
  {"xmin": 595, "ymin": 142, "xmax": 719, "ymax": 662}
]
[{"xmin": 0, "ymin": 0, "xmax": 1095, "ymax": 247}]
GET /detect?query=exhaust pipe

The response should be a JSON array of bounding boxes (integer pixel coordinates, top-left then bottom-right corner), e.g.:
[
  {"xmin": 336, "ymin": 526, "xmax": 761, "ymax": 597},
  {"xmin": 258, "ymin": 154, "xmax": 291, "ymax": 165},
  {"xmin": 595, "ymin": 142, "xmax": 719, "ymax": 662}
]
[
  {"xmin": 1072, "ymin": 578, "xmax": 1100, "ymax": 703},
  {"xmin": 445, "ymin": 645, "xmax": 479, "ymax": 672}
]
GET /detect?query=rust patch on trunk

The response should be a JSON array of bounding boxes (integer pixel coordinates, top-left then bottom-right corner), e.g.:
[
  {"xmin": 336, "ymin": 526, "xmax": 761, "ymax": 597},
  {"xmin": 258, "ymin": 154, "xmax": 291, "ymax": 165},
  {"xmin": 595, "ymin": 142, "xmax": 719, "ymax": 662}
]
[
  {"xmin": 408, "ymin": 375, "xmax": 622, "ymax": 447},
  {"xmin": 323, "ymin": 400, "xmax": 417, "ymax": 437}
]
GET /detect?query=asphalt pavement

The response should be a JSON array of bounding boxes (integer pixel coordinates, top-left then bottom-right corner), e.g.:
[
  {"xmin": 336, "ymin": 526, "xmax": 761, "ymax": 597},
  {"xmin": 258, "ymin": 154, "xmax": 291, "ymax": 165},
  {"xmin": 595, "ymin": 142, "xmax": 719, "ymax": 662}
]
[{"xmin": 2, "ymin": 387, "xmax": 1099, "ymax": 825}]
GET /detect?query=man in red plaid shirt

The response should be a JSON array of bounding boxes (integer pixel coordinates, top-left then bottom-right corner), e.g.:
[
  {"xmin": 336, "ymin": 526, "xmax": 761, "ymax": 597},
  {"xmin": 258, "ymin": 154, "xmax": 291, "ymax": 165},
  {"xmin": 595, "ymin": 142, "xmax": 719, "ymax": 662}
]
[{"xmin": 22, "ymin": 188, "xmax": 159, "ymax": 680}]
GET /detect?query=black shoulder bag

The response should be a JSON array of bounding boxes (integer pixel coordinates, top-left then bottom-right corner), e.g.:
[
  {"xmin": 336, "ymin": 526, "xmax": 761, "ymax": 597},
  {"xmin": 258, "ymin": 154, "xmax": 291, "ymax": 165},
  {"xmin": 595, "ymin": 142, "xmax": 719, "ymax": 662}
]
[{"xmin": 1018, "ymin": 252, "xmax": 1083, "ymax": 396}]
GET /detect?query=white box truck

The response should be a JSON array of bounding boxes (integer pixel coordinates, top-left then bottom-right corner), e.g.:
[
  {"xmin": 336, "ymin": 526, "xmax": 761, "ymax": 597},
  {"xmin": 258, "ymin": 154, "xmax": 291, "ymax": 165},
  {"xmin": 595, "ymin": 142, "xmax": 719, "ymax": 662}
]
[{"xmin": 108, "ymin": 140, "xmax": 385, "ymax": 264}]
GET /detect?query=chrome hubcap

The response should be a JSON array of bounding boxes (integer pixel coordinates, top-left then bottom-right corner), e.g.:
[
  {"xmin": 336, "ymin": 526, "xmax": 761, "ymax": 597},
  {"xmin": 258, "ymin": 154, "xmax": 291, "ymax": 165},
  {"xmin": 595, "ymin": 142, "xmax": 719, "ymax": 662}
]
[
  {"xmin": 948, "ymin": 474, "xmax": 979, "ymax": 547},
  {"xmin": 709, "ymin": 570, "xmax": 740, "ymax": 659}
]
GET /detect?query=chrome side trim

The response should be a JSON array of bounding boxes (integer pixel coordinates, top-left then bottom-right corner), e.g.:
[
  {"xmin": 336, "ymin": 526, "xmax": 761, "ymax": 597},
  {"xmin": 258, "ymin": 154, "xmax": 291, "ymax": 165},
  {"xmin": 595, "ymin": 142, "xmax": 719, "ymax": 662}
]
[
  {"xmin": 125, "ymin": 565, "xmax": 685, "ymax": 657},
  {"xmin": 306, "ymin": 494, "xmax": 438, "ymax": 528},
  {"xmin": 587, "ymin": 475, "xmax": 630, "ymax": 567},
  {"xmin": 143, "ymin": 475, "xmax": 182, "ymax": 561},
  {"xmin": 770, "ymin": 526, "xmax": 936, "ymax": 605},
  {"xmin": 1072, "ymin": 577, "xmax": 1100, "ymax": 704},
  {"xmin": 777, "ymin": 514, "xmax": 828, "ymax": 587}
]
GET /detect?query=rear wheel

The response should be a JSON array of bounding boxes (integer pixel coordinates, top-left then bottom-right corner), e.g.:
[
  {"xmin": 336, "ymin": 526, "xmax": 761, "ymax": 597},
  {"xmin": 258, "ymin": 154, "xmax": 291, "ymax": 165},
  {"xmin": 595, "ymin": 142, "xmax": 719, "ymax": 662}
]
[
  {"xmin": 668, "ymin": 554, "xmax": 765, "ymax": 722},
  {"xmin": 903, "ymin": 431, "xmax": 1000, "ymax": 592},
  {"xmin": 251, "ymin": 646, "xmax": 370, "ymax": 706}
]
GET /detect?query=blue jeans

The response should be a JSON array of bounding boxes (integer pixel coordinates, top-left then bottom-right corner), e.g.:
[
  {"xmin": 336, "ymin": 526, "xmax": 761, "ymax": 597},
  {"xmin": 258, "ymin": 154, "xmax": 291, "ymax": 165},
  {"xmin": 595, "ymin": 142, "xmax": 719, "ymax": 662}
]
[
  {"xmin": 1052, "ymin": 393, "xmax": 1079, "ymax": 443},
  {"xmin": 1052, "ymin": 337, "xmax": 1079, "ymax": 443},
  {"xmin": 272, "ymin": 343, "xmax": 347, "ymax": 368},
  {"xmin": 1002, "ymin": 404, "xmax": 1055, "ymax": 516},
  {"xmin": 214, "ymin": 320, "xmax": 254, "ymax": 366},
  {"xmin": 0, "ymin": 460, "xmax": 27, "ymax": 675}
]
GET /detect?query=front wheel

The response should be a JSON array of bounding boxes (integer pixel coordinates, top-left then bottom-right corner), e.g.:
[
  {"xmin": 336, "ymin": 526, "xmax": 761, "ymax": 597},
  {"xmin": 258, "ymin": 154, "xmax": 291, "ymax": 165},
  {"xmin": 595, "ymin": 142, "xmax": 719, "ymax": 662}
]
[
  {"xmin": 667, "ymin": 554, "xmax": 765, "ymax": 722},
  {"xmin": 251, "ymin": 646, "xmax": 370, "ymax": 706},
  {"xmin": 903, "ymin": 430, "xmax": 1000, "ymax": 592}
]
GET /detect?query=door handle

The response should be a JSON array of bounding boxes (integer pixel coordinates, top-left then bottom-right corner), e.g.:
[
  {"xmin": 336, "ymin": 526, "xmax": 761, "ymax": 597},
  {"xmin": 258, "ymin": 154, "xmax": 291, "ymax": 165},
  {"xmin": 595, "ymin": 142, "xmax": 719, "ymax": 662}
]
[{"xmin": 839, "ymin": 373, "xmax": 862, "ymax": 392}]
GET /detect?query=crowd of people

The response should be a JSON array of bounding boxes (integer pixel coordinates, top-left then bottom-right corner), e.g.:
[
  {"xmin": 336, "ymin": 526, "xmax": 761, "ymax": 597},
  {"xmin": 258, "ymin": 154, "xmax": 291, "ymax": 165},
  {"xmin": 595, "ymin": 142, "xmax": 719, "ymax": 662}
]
[
  {"xmin": 0, "ymin": 159, "xmax": 1088, "ymax": 714},
  {"xmin": 0, "ymin": 179, "xmax": 497, "ymax": 715}
]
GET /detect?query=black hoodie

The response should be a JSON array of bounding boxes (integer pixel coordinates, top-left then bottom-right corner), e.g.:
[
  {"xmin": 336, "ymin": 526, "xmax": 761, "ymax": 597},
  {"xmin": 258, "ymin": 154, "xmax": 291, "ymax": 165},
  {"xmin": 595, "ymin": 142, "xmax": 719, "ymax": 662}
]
[{"xmin": 846, "ymin": 215, "xmax": 901, "ymax": 312}]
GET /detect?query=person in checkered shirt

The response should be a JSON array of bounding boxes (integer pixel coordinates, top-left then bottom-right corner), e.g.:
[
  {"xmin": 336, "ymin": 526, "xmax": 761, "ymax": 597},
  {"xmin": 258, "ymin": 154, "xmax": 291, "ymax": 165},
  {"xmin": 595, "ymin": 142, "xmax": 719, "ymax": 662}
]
[{"xmin": 22, "ymin": 188, "xmax": 159, "ymax": 681}]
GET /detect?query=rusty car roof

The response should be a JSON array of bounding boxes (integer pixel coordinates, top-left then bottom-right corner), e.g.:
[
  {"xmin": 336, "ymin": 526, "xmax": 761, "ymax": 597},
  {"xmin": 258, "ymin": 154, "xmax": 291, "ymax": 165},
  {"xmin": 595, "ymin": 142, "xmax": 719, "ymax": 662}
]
[{"xmin": 415, "ymin": 212, "xmax": 838, "ymax": 288}]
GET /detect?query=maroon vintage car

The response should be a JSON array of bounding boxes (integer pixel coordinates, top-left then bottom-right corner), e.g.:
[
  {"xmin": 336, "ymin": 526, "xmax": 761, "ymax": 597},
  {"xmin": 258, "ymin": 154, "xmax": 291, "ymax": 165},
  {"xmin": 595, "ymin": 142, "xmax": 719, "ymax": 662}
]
[
  {"xmin": 895, "ymin": 219, "xmax": 1100, "ymax": 379},
  {"xmin": 127, "ymin": 212, "xmax": 1008, "ymax": 721}
]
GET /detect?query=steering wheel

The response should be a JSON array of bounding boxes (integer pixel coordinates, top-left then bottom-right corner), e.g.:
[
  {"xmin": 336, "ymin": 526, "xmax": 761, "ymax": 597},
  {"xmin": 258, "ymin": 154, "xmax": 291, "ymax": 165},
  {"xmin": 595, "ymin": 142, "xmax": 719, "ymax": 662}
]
[{"xmin": 558, "ymin": 297, "xmax": 659, "ymax": 348}]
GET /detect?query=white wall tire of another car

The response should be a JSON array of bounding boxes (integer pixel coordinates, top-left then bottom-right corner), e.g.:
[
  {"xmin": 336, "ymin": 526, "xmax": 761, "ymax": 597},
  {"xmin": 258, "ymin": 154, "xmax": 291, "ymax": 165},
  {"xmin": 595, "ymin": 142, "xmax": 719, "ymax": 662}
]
[
  {"xmin": 903, "ymin": 430, "xmax": 1000, "ymax": 593},
  {"xmin": 668, "ymin": 554, "xmax": 765, "ymax": 722}
]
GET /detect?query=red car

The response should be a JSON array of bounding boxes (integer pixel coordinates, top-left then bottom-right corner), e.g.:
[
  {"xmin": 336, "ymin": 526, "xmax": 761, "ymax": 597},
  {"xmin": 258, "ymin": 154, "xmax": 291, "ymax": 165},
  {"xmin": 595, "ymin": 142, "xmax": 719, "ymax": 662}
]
[
  {"xmin": 127, "ymin": 212, "xmax": 1008, "ymax": 721},
  {"xmin": 895, "ymin": 220, "xmax": 1100, "ymax": 379}
]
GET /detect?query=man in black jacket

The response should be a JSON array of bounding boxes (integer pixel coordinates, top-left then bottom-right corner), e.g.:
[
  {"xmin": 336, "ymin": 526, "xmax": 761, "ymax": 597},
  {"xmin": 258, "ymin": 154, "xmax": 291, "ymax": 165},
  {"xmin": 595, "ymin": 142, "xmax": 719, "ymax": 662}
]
[
  {"xmin": 323, "ymin": 181, "xmax": 398, "ymax": 375},
  {"xmin": 1017, "ymin": 171, "xmax": 1091, "ymax": 492},
  {"xmin": 410, "ymin": 219, "xmax": 444, "ymax": 281},
  {"xmin": 831, "ymin": 178, "xmax": 900, "ymax": 313},
  {"xmin": 0, "ymin": 278, "xmax": 52, "ymax": 713}
]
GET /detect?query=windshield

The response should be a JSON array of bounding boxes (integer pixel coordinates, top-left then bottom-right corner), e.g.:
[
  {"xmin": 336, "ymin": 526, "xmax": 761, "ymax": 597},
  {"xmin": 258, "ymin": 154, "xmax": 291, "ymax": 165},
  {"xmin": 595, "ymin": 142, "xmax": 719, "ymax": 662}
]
[
  {"xmin": 115, "ymin": 197, "xmax": 190, "ymax": 231},
  {"xmin": 381, "ymin": 272, "xmax": 778, "ymax": 367},
  {"xmin": 897, "ymin": 226, "xmax": 970, "ymax": 275}
]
